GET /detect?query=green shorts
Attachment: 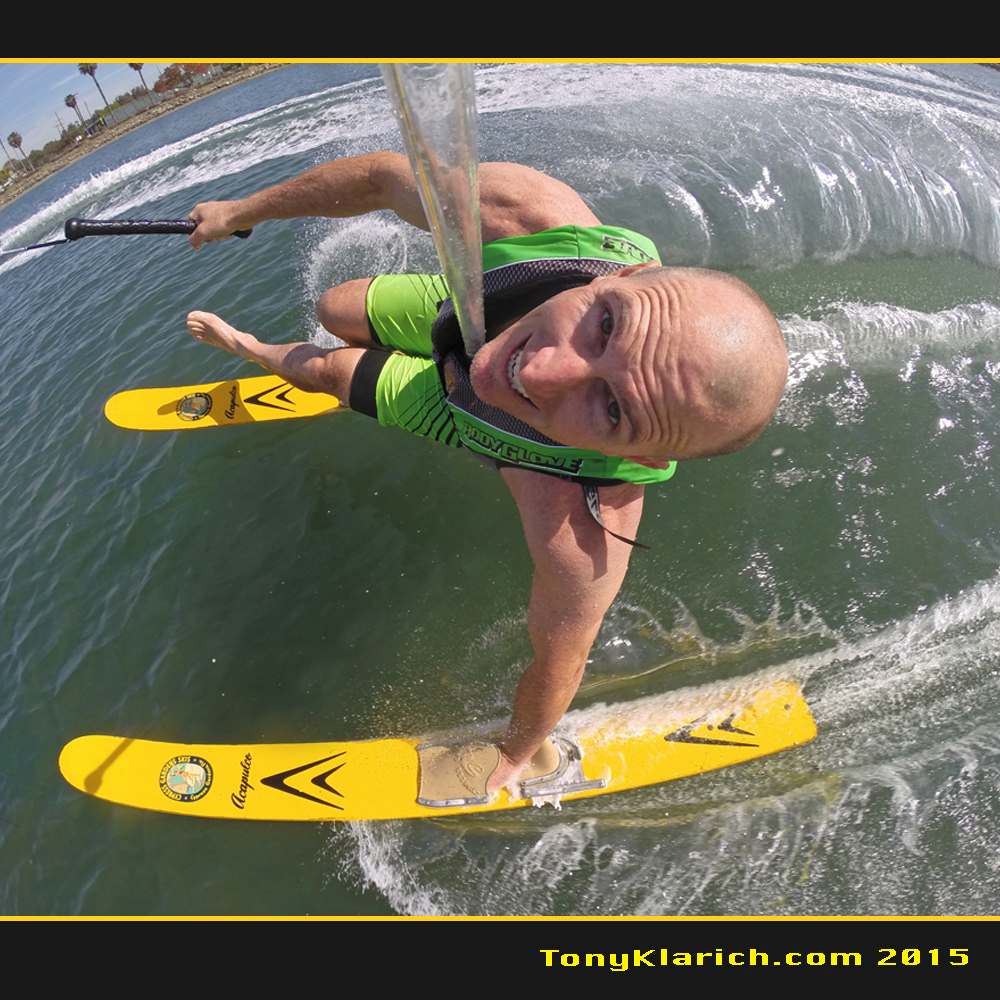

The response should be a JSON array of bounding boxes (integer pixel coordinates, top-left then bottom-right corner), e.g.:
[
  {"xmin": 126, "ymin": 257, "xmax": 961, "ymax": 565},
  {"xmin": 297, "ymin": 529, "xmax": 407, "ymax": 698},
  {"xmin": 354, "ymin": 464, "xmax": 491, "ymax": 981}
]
[
  {"xmin": 348, "ymin": 274, "xmax": 460, "ymax": 446},
  {"xmin": 366, "ymin": 272, "xmax": 448, "ymax": 355}
]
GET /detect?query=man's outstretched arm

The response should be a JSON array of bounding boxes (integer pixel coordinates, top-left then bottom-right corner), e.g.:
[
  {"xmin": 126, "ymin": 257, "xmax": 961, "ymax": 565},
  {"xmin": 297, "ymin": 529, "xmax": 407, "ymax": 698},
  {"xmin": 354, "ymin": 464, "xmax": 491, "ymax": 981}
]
[
  {"xmin": 188, "ymin": 152, "xmax": 428, "ymax": 246},
  {"xmin": 491, "ymin": 468, "xmax": 644, "ymax": 793},
  {"xmin": 188, "ymin": 152, "xmax": 600, "ymax": 247}
]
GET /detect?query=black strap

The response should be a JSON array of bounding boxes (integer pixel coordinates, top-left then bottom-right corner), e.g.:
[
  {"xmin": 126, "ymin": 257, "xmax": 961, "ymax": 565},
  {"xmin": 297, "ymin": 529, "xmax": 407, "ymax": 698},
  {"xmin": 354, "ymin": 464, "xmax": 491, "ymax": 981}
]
[
  {"xmin": 582, "ymin": 484, "xmax": 649, "ymax": 551},
  {"xmin": 347, "ymin": 349, "xmax": 390, "ymax": 418}
]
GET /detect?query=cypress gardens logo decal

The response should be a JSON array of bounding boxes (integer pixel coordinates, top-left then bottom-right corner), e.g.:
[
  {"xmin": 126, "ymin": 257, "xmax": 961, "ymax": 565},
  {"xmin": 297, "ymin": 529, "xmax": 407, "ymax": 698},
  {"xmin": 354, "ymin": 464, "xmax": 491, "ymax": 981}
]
[
  {"xmin": 176, "ymin": 392, "xmax": 213, "ymax": 421},
  {"xmin": 159, "ymin": 755, "xmax": 213, "ymax": 802}
]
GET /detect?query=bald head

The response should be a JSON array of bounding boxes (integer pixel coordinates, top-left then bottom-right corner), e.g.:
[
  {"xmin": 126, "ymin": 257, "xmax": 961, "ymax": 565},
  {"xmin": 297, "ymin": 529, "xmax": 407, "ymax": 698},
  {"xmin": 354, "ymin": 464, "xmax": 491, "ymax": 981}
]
[
  {"xmin": 466, "ymin": 260, "xmax": 786, "ymax": 468},
  {"xmin": 623, "ymin": 266, "xmax": 788, "ymax": 461}
]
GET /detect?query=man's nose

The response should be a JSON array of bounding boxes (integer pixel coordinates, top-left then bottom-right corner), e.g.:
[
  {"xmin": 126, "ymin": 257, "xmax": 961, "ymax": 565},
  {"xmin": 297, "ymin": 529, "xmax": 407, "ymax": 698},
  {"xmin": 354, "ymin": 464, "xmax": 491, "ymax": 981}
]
[{"xmin": 520, "ymin": 346, "xmax": 587, "ymax": 399}]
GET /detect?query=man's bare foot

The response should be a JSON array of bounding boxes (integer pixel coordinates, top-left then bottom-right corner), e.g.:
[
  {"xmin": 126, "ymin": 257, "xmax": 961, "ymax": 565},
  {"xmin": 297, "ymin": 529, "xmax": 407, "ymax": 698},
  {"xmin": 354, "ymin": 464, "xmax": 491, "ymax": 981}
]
[{"xmin": 186, "ymin": 310, "xmax": 255, "ymax": 357}]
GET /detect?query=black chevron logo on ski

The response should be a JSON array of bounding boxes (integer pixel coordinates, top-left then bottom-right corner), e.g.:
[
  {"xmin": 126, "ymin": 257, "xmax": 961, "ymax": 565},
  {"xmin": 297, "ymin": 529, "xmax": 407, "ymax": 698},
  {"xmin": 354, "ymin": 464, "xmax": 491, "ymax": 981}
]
[
  {"xmin": 664, "ymin": 713, "xmax": 759, "ymax": 748},
  {"xmin": 261, "ymin": 752, "xmax": 346, "ymax": 809},
  {"xmin": 245, "ymin": 382, "xmax": 297, "ymax": 412},
  {"xmin": 311, "ymin": 765, "xmax": 347, "ymax": 796}
]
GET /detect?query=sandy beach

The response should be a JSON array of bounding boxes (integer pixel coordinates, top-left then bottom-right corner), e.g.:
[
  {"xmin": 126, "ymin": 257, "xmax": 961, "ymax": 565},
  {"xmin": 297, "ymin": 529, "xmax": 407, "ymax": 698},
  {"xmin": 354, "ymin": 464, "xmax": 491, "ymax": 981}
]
[{"xmin": 1, "ymin": 63, "xmax": 289, "ymax": 211}]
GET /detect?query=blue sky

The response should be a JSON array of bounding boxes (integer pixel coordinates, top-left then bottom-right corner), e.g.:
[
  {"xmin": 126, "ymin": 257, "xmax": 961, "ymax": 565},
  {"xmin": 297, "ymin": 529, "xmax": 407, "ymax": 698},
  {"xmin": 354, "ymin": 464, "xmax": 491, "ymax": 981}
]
[{"xmin": 1, "ymin": 62, "xmax": 170, "ymax": 156}]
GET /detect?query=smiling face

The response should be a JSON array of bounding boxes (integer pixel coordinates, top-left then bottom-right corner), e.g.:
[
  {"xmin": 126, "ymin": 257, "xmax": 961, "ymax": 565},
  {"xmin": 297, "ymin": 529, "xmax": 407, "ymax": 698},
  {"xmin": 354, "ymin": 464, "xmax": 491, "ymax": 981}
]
[{"xmin": 468, "ymin": 264, "xmax": 788, "ymax": 464}]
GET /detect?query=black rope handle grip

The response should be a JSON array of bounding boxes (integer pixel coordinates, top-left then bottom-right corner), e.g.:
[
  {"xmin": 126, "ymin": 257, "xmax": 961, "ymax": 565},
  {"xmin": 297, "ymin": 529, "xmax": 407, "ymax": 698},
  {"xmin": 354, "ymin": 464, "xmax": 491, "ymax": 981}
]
[{"xmin": 64, "ymin": 218, "xmax": 252, "ymax": 240}]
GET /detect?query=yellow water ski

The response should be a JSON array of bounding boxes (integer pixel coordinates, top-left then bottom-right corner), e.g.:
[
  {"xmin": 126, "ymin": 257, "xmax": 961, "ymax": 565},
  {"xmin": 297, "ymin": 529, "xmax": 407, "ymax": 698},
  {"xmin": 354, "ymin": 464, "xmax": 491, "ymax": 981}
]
[
  {"xmin": 104, "ymin": 375, "xmax": 344, "ymax": 431},
  {"xmin": 59, "ymin": 681, "xmax": 815, "ymax": 822}
]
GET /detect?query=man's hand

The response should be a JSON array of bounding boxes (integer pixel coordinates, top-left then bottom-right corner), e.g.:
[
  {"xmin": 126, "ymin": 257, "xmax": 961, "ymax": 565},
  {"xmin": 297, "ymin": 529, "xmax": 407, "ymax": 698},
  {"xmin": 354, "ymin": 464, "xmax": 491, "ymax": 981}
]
[{"xmin": 187, "ymin": 201, "xmax": 254, "ymax": 248}]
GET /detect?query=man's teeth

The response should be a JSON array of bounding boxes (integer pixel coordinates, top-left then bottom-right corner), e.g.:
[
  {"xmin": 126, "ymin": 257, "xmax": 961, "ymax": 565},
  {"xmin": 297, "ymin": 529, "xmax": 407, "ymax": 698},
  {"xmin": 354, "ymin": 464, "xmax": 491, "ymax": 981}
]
[{"xmin": 508, "ymin": 348, "xmax": 530, "ymax": 399}]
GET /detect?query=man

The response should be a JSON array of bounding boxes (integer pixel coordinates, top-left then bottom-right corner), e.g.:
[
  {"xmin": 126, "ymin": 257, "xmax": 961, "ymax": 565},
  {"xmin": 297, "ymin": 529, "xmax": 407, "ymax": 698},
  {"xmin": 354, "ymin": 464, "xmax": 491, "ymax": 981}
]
[{"xmin": 185, "ymin": 151, "xmax": 787, "ymax": 798}]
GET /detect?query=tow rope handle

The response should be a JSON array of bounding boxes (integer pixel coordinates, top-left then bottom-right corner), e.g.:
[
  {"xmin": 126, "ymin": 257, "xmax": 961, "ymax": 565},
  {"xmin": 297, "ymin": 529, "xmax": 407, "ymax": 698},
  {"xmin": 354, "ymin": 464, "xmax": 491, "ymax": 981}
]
[{"xmin": 64, "ymin": 218, "xmax": 252, "ymax": 240}]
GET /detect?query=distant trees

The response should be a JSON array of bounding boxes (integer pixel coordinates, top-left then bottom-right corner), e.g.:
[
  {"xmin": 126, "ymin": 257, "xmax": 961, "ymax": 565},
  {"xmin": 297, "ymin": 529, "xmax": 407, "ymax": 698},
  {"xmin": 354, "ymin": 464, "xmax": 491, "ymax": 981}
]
[
  {"xmin": 129, "ymin": 63, "xmax": 151, "ymax": 95},
  {"xmin": 154, "ymin": 65, "xmax": 185, "ymax": 93},
  {"xmin": 64, "ymin": 94, "xmax": 87, "ymax": 128},
  {"xmin": 111, "ymin": 86, "xmax": 149, "ymax": 107},
  {"xmin": 78, "ymin": 64, "xmax": 117, "ymax": 124},
  {"xmin": 6, "ymin": 132, "xmax": 34, "ymax": 173},
  {"xmin": 0, "ymin": 135, "xmax": 23, "ymax": 181},
  {"xmin": 153, "ymin": 64, "xmax": 211, "ymax": 93}
]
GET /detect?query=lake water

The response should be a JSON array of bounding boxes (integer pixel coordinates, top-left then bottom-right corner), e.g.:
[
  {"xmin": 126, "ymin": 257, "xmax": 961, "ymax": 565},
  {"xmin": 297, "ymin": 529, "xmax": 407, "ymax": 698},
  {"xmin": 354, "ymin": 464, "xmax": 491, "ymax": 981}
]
[{"xmin": 2, "ymin": 63, "xmax": 1000, "ymax": 928}]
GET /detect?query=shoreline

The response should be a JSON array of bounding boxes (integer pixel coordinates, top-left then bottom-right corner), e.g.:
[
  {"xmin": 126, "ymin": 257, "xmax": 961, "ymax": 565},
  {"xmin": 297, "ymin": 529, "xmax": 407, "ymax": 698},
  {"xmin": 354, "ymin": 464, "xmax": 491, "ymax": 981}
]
[{"xmin": 0, "ymin": 63, "xmax": 289, "ymax": 212}]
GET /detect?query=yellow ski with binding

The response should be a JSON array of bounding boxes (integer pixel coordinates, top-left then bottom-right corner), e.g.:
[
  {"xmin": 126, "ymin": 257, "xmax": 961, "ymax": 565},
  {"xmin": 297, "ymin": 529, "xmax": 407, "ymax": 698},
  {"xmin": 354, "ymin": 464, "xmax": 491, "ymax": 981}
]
[
  {"xmin": 59, "ymin": 681, "xmax": 815, "ymax": 822},
  {"xmin": 104, "ymin": 374, "xmax": 343, "ymax": 431}
]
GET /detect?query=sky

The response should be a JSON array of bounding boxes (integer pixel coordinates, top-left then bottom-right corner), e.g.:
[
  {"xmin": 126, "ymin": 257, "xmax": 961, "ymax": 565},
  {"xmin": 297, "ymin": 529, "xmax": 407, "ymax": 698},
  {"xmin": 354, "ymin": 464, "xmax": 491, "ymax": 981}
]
[{"xmin": 0, "ymin": 62, "xmax": 169, "ymax": 157}]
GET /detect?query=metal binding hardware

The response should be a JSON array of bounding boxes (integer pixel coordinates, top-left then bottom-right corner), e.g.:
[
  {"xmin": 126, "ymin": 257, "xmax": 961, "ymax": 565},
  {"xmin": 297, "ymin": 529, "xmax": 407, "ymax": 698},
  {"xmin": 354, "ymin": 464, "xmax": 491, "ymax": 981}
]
[{"xmin": 518, "ymin": 736, "xmax": 606, "ymax": 803}]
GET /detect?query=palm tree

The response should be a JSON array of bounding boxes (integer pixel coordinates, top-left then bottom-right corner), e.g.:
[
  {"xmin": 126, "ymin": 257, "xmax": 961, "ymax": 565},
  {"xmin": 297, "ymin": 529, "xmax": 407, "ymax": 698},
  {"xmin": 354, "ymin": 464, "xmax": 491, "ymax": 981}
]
[
  {"xmin": 64, "ymin": 94, "xmax": 87, "ymax": 128},
  {"xmin": 0, "ymin": 134, "xmax": 23, "ymax": 178},
  {"xmin": 6, "ymin": 132, "xmax": 34, "ymax": 173},
  {"xmin": 129, "ymin": 63, "xmax": 151, "ymax": 96},
  {"xmin": 78, "ymin": 63, "xmax": 117, "ymax": 124}
]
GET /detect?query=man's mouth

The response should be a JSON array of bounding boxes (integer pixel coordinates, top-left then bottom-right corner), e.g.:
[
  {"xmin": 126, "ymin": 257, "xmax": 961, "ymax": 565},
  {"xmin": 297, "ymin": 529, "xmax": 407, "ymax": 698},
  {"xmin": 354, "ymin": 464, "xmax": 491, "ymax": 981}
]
[{"xmin": 508, "ymin": 347, "xmax": 530, "ymax": 400}]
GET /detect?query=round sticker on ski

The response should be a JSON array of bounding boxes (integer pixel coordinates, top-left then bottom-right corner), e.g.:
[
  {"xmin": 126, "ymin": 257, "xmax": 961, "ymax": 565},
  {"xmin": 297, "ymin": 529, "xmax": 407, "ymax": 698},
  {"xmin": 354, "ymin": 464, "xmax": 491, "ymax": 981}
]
[
  {"xmin": 160, "ymin": 756, "xmax": 213, "ymax": 802},
  {"xmin": 177, "ymin": 392, "xmax": 212, "ymax": 421}
]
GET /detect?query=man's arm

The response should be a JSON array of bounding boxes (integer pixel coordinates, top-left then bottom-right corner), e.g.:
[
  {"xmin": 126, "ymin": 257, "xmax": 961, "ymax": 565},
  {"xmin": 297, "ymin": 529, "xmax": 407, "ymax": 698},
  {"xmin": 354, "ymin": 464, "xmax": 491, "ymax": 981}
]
[
  {"xmin": 491, "ymin": 469, "xmax": 644, "ymax": 793},
  {"xmin": 188, "ymin": 152, "xmax": 427, "ymax": 246},
  {"xmin": 188, "ymin": 152, "xmax": 601, "ymax": 247}
]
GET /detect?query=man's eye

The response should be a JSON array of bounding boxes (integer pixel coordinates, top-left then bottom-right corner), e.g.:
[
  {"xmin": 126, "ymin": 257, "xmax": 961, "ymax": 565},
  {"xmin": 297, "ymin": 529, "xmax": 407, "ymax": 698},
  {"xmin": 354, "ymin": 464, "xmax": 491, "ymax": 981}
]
[
  {"xmin": 608, "ymin": 397, "xmax": 620, "ymax": 426},
  {"xmin": 601, "ymin": 311, "xmax": 613, "ymax": 338}
]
